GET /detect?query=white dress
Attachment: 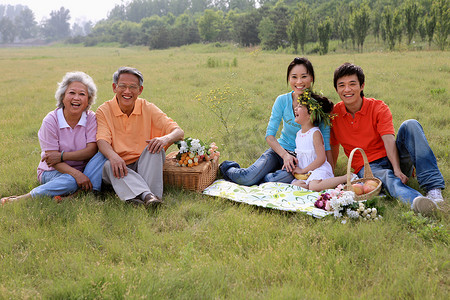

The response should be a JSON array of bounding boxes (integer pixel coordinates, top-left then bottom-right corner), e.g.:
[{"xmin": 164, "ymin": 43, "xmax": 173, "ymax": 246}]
[{"xmin": 293, "ymin": 127, "xmax": 334, "ymax": 185}]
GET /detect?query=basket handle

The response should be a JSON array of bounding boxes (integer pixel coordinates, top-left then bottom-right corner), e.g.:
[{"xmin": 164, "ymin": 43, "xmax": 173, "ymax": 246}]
[{"xmin": 346, "ymin": 147, "xmax": 375, "ymax": 188}]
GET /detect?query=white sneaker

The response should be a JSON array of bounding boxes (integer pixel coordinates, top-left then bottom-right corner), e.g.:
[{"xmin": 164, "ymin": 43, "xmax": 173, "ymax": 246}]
[
  {"xmin": 426, "ymin": 189, "xmax": 444, "ymax": 203},
  {"xmin": 412, "ymin": 196, "xmax": 438, "ymax": 216}
]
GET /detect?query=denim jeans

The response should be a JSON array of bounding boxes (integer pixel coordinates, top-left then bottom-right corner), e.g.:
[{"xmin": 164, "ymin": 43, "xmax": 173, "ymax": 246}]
[
  {"xmin": 357, "ymin": 119, "xmax": 445, "ymax": 206},
  {"xmin": 219, "ymin": 148, "xmax": 294, "ymax": 186},
  {"xmin": 30, "ymin": 152, "xmax": 107, "ymax": 198}
]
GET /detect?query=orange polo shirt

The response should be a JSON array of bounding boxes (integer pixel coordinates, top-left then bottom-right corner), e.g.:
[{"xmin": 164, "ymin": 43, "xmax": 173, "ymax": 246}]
[
  {"xmin": 330, "ymin": 97, "xmax": 395, "ymax": 173},
  {"xmin": 96, "ymin": 97, "xmax": 180, "ymax": 165}
]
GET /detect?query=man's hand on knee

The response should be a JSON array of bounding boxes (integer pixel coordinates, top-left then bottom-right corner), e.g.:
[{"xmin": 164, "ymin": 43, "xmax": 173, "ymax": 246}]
[
  {"xmin": 146, "ymin": 136, "xmax": 168, "ymax": 154},
  {"xmin": 109, "ymin": 155, "xmax": 128, "ymax": 178}
]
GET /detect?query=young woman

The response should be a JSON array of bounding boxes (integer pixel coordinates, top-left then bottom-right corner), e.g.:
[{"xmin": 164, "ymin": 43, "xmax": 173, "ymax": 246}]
[{"xmin": 220, "ymin": 57, "xmax": 333, "ymax": 186}]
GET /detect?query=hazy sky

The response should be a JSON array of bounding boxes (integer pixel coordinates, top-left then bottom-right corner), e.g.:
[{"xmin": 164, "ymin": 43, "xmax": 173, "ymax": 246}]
[{"xmin": 2, "ymin": 0, "xmax": 126, "ymax": 24}]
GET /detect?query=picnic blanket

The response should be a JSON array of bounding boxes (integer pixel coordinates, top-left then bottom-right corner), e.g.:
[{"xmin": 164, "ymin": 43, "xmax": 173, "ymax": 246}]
[{"xmin": 202, "ymin": 179, "xmax": 332, "ymax": 218}]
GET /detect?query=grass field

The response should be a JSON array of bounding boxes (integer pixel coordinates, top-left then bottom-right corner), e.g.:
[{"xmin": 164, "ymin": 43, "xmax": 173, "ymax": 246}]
[{"xmin": 0, "ymin": 44, "xmax": 449, "ymax": 298}]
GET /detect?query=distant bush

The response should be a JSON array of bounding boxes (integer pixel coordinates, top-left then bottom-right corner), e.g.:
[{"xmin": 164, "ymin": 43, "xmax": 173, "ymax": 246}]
[{"xmin": 65, "ymin": 35, "xmax": 85, "ymax": 44}]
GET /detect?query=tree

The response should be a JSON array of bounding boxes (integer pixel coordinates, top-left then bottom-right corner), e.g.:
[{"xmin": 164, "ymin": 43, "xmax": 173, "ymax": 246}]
[
  {"xmin": 231, "ymin": 10, "xmax": 261, "ymax": 46},
  {"xmin": 84, "ymin": 21, "xmax": 93, "ymax": 36},
  {"xmin": 108, "ymin": 4, "xmax": 127, "ymax": 21},
  {"xmin": 229, "ymin": 0, "xmax": 256, "ymax": 11},
  {"xmin": 287, "ymin": 2, "xmax": 310, "ymax": 53},
  {"xmin": 257, "ymin": 2, "xmax": 290, "ymax": 50},
  {"xmin": 140, "ymin": 15, "xmax": 164, "ymax": 46},
  {"xmin": 403, "ymin": 0, "xmax": 421, "ymax": 45},
  {"xmin": 71, "ymin": 23, "xmax": 84, "ymax": 37},
  {"xmin": 14, "ymin": 7, "xmax": 37, "ymax": 40},
  {"xmin": 336, "ymin": 6, "xmax": 351, "ymax": 48},
  {"xmin": 287, "ymin": 15, "xmax": 300, "ymax": 52},
  {"xmin": 212, "ymin": 0, "xmax": 255, "ymax": 11},
  {"xmin": 169, "ymin": 0, "xmax": 191, "ymax": 15},
  {"xmin": 87, "ymin": 19, "xmax": 117, "ymax": 45},
  {"xmin": 382, "ymin": 7, "xmax": 392, "ymax": 50},
  {"xmin": 163, "ymin": 12, "xmax": 176, "ymax": 26},
  {"xmin": 127, "ymin": 0, "xmax": 153, "ymax": 22},
  {"xmin": 350, "ymin": 2, "xmax": 371, "ymax": 52},
  {"xmin": 418, "ymin": 18, "xmax": 427, "ymax": 42},
  {"xmin": 432, "ymin": 0, "xmax": 449, "ymax": 50},
  {"xmin": 191, "ymin": 0, "xmax": 213, "ymax": 14},
  {"xmin": 139, "ymin": 15, "xmax": 172, "ymax": 49},
  {"xmin": 41, "ymin": 7, "xmax": 71, "ymax": 41},
  {"xmin": 198, "ymin": 9, "xmax": 222, "ymax": 42},
  {"xmin": 382, "ymin": 6, "xmax": 401, "ymax": 51},
  {"xmin": 258, "ymin": 16, "xmax": 277, "ymax": 49},
  {"xmin": 218, "ymin": 10, "xmax": 233, "ymax": 41},
  {"xmin": 372, "ymin": 12, "xmax": 382, "ymax": 42},
  {"xmin": 424, "ymin": 13, "xmax": 436, "ymax": 47},
  {"xmin": 172, "ymin": 13, "xmax": 200, "ymax": 46},
  {"xmin": 118, "ymin": 21, "xmax": 141, "ymax": 45},
  {"xmin": 0, "ymin": 17, "xmax": 16, "ymax": 43},
  {"xmin": 317, "ymin": 18, "xmax": 331, "ymax": 55}
]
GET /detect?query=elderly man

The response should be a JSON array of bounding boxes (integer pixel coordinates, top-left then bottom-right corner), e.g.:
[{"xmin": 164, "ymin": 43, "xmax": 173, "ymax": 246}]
[
  {"xmin": 96, "ymin": 67, "xmax": 184, "ymax": 206},
  {"xmin": 330, "ymin": 62, "xmax": 445, "ymax": 216}
]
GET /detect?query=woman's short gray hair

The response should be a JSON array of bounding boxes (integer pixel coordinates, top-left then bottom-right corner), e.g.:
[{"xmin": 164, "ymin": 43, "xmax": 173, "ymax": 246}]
[
  {"xmin": 113, "ymin": 67, "xmax": 144, "ymax": 86},
  {"xmin": 55, "ymin": 71, "xmax": 97, "ymax": 110}
]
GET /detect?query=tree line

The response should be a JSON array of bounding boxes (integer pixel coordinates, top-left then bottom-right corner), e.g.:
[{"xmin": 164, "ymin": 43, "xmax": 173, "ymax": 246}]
[
  {"xmin": 0, "ymin": 5, "xmax": 93, "ymax": 43},
  {"xmin": 0, "ymin": 0, "xmax": 448, "ymax": 52}
]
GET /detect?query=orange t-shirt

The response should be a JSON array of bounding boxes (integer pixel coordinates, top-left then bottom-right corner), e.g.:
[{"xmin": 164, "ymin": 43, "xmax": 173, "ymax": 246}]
[
  {"xmin": 330, "ymin": 97, "xmax": 395, "ymax": 173},
  {"xmin": 96, "ymin": 97, "xmax": 180, "ymax": 165}
]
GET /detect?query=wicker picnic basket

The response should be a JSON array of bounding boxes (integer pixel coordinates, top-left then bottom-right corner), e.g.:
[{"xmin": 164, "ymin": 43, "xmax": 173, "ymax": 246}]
[
  {"xmin": 163, "ymin": 151, "xmax": 219, "ymax": 192},
  {"xmin": 344, "ymin": 147, "xmax": 382, "ymax": 201}
]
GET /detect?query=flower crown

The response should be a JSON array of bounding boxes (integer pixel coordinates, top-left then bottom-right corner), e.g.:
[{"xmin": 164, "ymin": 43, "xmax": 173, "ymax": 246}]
[{"xmin": 297, "ymin": 89, "xmax": 332, "ymax": 127}]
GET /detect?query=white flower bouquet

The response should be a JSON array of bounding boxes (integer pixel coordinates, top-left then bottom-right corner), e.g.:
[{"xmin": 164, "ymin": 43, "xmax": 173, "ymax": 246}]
[
  {"xmin": 315, "ymin": 184, "xmax": 384, "ymax": 221},
  {"xmin": 174, "ymin": 137, "xmax": 220, "ymax": 167}
]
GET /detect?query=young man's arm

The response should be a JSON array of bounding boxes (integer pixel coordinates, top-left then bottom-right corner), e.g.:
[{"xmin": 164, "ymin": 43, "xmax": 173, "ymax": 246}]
[{"xmin": 381, "ymin": 134, "xmax": 408, "ymax": 183}]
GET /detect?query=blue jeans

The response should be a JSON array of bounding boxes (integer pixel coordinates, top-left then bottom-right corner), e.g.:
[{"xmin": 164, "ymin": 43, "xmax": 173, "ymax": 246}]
[
  {"xmin": 30, "ymin": 152, "xmax": 107, "ymax": 198},
  {"xmin": 357, "ymin": 120, "xmax": 445, "ymax": 206},
  {"xmin": 220, "ymin": 148, "xmax": 294, "ymax": 186}
]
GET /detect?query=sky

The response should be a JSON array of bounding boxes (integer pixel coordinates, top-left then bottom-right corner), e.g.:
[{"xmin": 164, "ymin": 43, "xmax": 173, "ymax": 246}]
[{"xmin": 2, "ymin": 0, "xmax": 127, "ymax": 24}]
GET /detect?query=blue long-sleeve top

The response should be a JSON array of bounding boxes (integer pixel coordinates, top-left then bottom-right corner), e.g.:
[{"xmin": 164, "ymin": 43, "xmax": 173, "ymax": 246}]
[{"xmin": 265, "ymin": 91, "xmax": 331, "ymax": 152}]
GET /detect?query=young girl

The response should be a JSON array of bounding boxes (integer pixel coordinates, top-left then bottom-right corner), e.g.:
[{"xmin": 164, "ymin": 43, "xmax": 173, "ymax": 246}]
[{"xmin": 291, "ymin": 90, "xmax": 349, "ymax": 192}]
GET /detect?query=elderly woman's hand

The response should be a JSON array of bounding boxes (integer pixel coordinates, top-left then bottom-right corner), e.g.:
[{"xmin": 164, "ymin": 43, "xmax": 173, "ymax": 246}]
[
  {"xmin": 73, "ymin": 172, "xmax": 93, "ymax": 191},
  {"xmin": 41, "ymin": 151, "xmax": 63, "ymax": 167}
]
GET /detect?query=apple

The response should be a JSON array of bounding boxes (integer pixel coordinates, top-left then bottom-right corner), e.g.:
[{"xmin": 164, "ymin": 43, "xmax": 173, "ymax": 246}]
[
  {"xmin": 363, "ymin": 184, "xmax": 376, "ymax": 194},
  {"xmin": 352, "ymin": 183, "xmax": 364, "ymax": 195},
  {"xmin": 365, "ymin": 179, "xmax": 379, "ymax": 189},
  {"xmin": 362, "ymin": 180, "xmax": 379, "ymax": 194}
]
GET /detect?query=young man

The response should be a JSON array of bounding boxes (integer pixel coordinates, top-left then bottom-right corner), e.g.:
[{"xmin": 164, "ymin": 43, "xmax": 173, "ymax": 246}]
[
  {"xmin": 96, "ymin": 67, "xmax": 184, "ymax": 207},
  {"xmin": 330, "ymin": 62, "xmax": 445, "ymax": 216}
]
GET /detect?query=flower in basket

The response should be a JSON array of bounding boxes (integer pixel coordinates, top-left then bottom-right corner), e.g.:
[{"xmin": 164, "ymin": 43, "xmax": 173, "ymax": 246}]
[
  {"xmin": 314, "ymin": 185, "xmax": 384, "ymax": 221},
  {"xmin": 174, "ymin": 137, "xmax": 220, "ymax": 167}
]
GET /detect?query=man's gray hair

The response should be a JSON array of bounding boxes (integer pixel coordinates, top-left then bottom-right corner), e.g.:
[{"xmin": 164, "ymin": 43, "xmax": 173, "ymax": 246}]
[
  {"xmin": 55, "ymin": 71, "xmax": 97, "ymax": 110},
  {"xmin": 113, "ymin": 67, "xmax": 144, "ymax": 86}
]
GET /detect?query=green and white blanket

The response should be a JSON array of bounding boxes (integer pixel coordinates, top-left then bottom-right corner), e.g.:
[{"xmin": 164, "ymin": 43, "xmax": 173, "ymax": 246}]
[{"xmin": 202, "ymin": 179, "xmax": 332, "ymax": 218}]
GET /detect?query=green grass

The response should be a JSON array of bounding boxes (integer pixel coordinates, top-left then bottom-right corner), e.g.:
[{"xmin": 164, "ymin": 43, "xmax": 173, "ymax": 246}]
[{"xmin": 0, "ymin": 44, "xmax": 449, "ymax": 298}]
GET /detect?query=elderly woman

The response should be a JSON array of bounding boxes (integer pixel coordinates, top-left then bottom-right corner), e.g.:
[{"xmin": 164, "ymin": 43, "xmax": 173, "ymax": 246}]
[{"xmin": 1, "ymin": 71, "xmax": 106, "ymax": 204}]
